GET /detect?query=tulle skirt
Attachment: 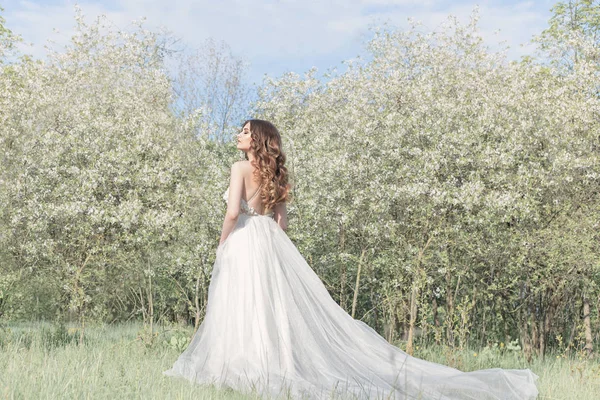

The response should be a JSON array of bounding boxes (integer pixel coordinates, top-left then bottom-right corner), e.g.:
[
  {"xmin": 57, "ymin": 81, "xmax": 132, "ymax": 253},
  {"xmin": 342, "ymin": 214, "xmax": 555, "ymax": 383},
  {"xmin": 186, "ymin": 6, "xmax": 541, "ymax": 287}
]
[{"xmin": 163, "ymin": 213, "xmax": 539, "ymax": 399}]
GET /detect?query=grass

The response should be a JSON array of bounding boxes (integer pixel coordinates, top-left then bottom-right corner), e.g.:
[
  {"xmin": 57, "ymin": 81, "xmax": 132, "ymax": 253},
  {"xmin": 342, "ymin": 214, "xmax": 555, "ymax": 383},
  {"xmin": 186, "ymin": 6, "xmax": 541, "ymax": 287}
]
[{"xmin": 0, "ymin": 320, "xmax": 598, "ymax": 399}]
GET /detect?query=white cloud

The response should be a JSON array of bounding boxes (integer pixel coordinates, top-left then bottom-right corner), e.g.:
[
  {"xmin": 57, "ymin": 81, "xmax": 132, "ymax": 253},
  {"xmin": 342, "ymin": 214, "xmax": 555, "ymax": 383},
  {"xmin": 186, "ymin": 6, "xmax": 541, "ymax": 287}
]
[
  {"xmin": 350, "ymin": 1, "xmax": 551, "ymax": 60},
  {"xmin": 359, "ymin": 0, "xmax": 438, "ymax": 6},
  {"xmin": 2, "ymin": 0, "xmax": 553, "ymax": 84},
  {"xmin": 5, "ymin": 1, "xmax": 134, "ymax": 57}
]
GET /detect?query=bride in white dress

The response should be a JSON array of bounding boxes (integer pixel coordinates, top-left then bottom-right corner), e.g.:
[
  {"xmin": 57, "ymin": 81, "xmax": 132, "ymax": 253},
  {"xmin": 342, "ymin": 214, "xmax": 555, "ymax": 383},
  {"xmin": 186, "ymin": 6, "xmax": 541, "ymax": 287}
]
[{"xmin": 163, "ymin": 119, "xmax": 539, "ymax": 399}]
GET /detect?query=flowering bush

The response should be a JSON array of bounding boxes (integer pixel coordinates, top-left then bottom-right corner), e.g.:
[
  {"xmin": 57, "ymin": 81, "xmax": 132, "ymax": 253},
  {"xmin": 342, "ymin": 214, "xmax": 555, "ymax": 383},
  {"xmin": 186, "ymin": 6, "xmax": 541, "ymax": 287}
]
[
  {"xmin": 0, "ymin": 7, "xmax": 233, "ymax": 334},
  {"xmin": 254, "ymin": 8, "xmax": 599, "ymax": 354},
  {"xmin": 0, "ymin": 5, "xmax": 598, "ymax": 355}
]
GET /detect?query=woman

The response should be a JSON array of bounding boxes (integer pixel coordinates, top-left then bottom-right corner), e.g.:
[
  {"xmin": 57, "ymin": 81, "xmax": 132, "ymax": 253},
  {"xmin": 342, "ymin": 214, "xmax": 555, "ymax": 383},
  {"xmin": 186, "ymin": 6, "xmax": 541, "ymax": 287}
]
[{"xmin": 164, "ymin": 119, "xmax": 539, "ymax": 399}]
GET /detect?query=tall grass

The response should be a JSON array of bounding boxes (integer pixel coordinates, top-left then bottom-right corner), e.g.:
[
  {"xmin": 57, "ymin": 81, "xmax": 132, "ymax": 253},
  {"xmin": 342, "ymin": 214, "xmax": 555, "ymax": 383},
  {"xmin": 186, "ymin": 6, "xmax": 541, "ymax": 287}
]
[{"xmin": 0, "ymin": 321, "xmax": 598, "ymax": 399}]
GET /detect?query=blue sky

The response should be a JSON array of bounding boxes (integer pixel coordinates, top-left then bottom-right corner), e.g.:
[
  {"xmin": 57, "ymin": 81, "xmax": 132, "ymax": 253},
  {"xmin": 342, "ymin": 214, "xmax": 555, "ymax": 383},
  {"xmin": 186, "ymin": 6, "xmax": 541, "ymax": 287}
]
[{"xmin": 3, "ymin": 0, "xmax": 556, "ymax": 87}]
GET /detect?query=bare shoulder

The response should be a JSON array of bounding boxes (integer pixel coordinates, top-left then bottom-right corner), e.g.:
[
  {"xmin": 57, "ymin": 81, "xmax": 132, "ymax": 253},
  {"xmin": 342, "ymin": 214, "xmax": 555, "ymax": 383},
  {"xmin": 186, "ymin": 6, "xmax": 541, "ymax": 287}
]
[
  {"xmin": 232, "ymin": 160, "xmax": 254, "ymax": 178},
  {"xmin": 232, "ymin": 160, "xmax": 252, "ymax": 167},
  {"xmin": 231, "ymin": 160, "xmax": 250, "ymax": 170}
]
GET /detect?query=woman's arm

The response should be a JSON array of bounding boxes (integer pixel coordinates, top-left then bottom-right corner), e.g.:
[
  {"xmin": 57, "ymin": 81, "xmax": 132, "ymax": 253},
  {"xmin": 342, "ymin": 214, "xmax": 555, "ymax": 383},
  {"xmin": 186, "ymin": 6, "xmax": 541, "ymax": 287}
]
[
  {"xmin": 274, "ymin": 202, "xmax": 288, "ymax": 231},
  {"xmin": 219, "ymin": 162, "xmax": 244, "ymax": 245}
]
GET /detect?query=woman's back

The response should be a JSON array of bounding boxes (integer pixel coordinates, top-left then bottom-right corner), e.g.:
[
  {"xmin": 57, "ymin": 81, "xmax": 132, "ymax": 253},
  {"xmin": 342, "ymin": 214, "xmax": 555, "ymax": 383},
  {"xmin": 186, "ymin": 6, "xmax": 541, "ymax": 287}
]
[
  {"xmin": 238, "ymin": 160, "xmax": 288, "ymax": 230},
  {"xmin": 239, "ymin": 161, "xmax": 265, "ymax": 214}
]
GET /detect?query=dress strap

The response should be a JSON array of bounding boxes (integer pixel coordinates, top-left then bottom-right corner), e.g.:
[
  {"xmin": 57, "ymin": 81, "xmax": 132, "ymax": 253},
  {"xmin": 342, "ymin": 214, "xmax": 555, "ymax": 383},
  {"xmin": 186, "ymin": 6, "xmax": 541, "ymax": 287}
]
[{"xmin": 247, "ymin": 183, "xmax": 262, "ymax": 203}]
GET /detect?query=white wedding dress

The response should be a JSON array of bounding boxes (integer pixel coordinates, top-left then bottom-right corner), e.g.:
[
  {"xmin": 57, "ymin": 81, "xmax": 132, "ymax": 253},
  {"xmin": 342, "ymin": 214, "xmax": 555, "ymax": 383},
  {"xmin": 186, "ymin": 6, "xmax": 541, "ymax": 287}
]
[{"xmin": 163, "ymin": 186, "xmax": 539, "ymax": 399}]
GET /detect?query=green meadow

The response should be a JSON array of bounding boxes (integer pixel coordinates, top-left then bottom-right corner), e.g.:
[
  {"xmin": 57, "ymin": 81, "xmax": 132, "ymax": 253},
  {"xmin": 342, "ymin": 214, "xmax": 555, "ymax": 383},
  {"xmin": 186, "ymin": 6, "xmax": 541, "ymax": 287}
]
[{"xmin": 1, "ymin": 321, "xmax": 598, "ymax": 399}]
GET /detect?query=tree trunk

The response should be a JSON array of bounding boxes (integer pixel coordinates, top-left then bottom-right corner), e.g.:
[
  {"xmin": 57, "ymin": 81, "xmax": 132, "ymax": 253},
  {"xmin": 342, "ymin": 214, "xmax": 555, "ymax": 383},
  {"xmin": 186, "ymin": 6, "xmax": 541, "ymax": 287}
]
[
  {"xmin": 147, "ymin": 273, "xmax": 154, "ymax": 344},
  {"xmin": 520, "ymin": 319, "xmax": 533, "ymax": 363},
  {"xmin": 79, "ymin": 308, "xmax": 86, "ymax": 346},
  {"xmin": 446, "ymin": 271, "xmax": 455, "ymax": 346},
  {"xmin": 339, "ymin": 221, "xmax": 346, "ymax": 310},
  {"xmin": 530, "ymin": 296, "xmax": 539, "ymax": 356},
  {"xmin": 194, "ymin": 272, "xmax": 202, "ymax": 333},
  {"xmin": 583, "ymin": 294, "xmax": 593, "ymax": 357},
  {"xmin": 538, "ymin": 314, "xmax": 545, "ymax": 358},
  {"xmin": 519, "ymin": 292, "xmax": 533, "ymax": 363},
  {"xmin": 432, "ymin": 296, "xmax": 440, "ymax": 345},
  {"xmin": 406, "ymin": 285, "xmax": 419, "ymax": 355},
  {"xmin": 74, "ymin": 252, "xmax": 91, "ymax": 346},
  {"xmin": 139, "ymin": 286, "xmax": 146, "ymax": 324},
  {"xmin": 351, "ymin": 249, "xmax": 367, "ymax": 319},
  {"xmin": 385, "ymin": 301, "xmax": 396, "ymax": 343},
  {"xmin": 480, "ymin": 303, "xmax": 487, "ymax": 348},
  {"xmin": 539, "ymin": 288, "xmax": 554, "ymax": 360}
]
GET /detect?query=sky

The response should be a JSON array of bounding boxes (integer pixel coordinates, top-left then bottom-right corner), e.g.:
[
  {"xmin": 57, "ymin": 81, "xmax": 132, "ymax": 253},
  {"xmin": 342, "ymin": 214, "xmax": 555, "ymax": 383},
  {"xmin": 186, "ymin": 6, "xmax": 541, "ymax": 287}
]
[{"xmin": 2, "ymin": 0, "xmax": 557, "ymax": 87}]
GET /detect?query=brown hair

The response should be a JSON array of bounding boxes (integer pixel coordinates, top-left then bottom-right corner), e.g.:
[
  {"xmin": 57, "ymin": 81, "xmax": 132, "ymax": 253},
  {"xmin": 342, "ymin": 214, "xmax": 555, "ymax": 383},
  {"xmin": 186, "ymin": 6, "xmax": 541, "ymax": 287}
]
[{"xmin": 242, "ymin": 119, "xmax": 292, "ymax": 211}]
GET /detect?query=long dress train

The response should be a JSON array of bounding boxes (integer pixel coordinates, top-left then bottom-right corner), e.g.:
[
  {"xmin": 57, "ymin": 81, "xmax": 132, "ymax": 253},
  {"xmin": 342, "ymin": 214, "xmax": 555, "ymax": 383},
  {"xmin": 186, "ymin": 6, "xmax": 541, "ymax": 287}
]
[{"xmin": 163, "ymin": 187, "xmax": 539, "ymax": 400}]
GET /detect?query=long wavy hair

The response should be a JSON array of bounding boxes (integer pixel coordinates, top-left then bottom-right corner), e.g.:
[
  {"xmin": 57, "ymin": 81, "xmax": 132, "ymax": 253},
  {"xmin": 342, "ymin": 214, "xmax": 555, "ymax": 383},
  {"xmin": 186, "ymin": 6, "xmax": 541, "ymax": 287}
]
[{"xmin": 242, "ymin": 119, "xmax": 292, "ymax": 211}]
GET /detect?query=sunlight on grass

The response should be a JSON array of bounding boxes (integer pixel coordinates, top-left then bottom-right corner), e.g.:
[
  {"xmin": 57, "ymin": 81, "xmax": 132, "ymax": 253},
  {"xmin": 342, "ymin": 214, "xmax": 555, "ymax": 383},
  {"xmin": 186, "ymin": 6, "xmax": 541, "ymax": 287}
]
[{"xmin": 0, "ymin": 321, "xmax": 598, "ymax": 399}]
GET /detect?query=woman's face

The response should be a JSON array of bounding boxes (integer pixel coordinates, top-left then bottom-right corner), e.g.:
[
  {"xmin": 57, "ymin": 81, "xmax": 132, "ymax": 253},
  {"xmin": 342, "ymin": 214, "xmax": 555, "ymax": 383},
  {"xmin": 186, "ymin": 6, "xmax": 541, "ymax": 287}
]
[{"xmin": 237, "ymin": 122, "xmax": 253, "ymax": 152}]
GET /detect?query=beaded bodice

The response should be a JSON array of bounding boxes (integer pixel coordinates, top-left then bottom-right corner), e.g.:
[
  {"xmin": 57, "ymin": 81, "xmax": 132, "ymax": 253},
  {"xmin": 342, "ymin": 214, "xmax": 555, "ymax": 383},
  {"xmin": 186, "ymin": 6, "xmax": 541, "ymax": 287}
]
[{"xmin": 223, "ymin": 186, "xmax": 274, "ymax": 218}]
